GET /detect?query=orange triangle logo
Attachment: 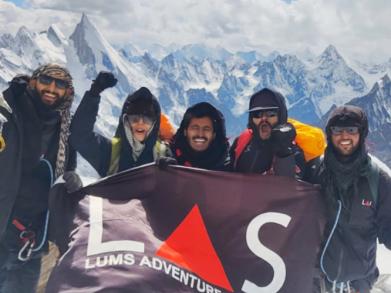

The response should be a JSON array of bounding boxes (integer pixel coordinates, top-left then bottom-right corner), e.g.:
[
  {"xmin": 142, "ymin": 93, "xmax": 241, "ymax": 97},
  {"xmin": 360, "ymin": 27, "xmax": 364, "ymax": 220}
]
[{"xmin": 156, "ymin": 204, "xmax": 233, "ymax": 292}]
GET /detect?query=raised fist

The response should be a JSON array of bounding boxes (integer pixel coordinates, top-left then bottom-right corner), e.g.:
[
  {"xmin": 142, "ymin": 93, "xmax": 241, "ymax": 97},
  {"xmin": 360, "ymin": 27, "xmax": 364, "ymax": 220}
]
[
  {"xmin": 8, "ymin": 74, "xmax": 30, "ymax": 97},
  {"xmin": 271, "ymin": 123, "xmax": 296, "ymax": 157},
  {"xmin": 90, "ymin": 71, "xmax": 118, "ymax": 95}
]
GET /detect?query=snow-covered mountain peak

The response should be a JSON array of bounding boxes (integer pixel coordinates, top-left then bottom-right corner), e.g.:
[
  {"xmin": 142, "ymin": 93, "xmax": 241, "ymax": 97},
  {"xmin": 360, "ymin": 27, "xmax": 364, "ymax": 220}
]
[
  {"xmin": 315, "ymin": 44, "xmax": 349, "ymax": 71},
  {"xmin": 80, "ymin": 13, "xmax": 94, "ymax": 31},
  {"xmin": 367, "ymin": 74, "xmax": 391, "ymax": 96},
  {"xmin": 319, "ymin": 44, "xmax": 343, "ymax": 63},
  {"xmin": 274, "ymin": 54, "xmax": 305, "ymax": 70},
  {"xmin": 0, "ymin": 33, "xmax": 14, "ymax": 49},
  {"xmin": 69, "ymin": 13, "xmax": 116, "ymax": 76},
  {"xmin": 47, "ymin": 25, "xmax": 66, "ymax": 47},
  {"xmin": 379, "ymin": 74, "xmax": 391, "ymax": 88},
  {"xmin": 70, "ymin": 13, "xmax": 102, "ymax": 50},
  {"xmin": 1, "ymin": 17, "xmax": 391, "ymax": 173},
  {"xmin": 16, "ymin": 26, "xmax": 34, "ymax": 40},
  {"xmin": 14, "ymin": 26, "xmax": 36, "ymax": 53},
  {"xmin": 172, "ymin": 44, "xmax": 232, "ymax": 62}
]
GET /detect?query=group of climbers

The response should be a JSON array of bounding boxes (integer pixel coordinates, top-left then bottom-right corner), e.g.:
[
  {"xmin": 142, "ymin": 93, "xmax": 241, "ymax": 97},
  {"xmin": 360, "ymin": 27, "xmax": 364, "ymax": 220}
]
[{"xmin": 0, "ymin": 64, "xmax": 390, "ymax": 293}]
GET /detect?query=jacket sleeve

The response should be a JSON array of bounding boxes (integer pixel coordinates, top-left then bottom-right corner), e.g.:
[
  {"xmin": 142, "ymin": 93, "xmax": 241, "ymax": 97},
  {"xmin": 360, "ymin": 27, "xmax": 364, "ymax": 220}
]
[
  {"xmin": 65, "ymin": 145, "xmax": 77, "ymax": 172},
  {"xmin": 274, "ymin": 145, "xmax": 306, "ymax": 179},
  {"xmin": 225, "ymin": 138, "xmax": 238, "ymax": 171},
  {"xmin": 0, "ymin": 89, "xmax": 21, "ymax": 240},
  {"xmin": 376, "ymin": 170, "xmax": 391, "ymax": 250},
  {"xmin": 301, "ymin": 156, "xmax": 323, "ymax": 184},
  {"xmin": 69, "ymin": 90, "xmax": 112, "ymax": 177}
]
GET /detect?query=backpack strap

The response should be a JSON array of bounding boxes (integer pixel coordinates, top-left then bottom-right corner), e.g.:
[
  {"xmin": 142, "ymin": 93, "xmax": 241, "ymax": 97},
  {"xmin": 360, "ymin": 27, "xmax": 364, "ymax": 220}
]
[
  {"xmin": 108, "ymin": 137, "xmax": 121, "ymax": 176},
  {"xmin": 153, "ymin": 140, "xmax": 172, "ymax": 160},
  {"xmin": 366, "ymin": 158, "xmax": 380, "ymax": 207},
  {"xmin": 234, "ymin": 129, "xmax": 253, "ymax": 168},
  {"xmin": 357, "ymin": 157, "xmax": 380, "ymax": 208}
]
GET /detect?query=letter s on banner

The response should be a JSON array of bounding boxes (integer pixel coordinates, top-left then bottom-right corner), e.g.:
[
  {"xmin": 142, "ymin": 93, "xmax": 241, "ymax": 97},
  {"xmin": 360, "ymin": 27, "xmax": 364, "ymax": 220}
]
[
  {"xmin": 242, "ymin": 212, "xmax": 291, "ymax": 293},
  {"xmin": 86, "ymin": 196, "xmax": 145, "ymax": 256}
]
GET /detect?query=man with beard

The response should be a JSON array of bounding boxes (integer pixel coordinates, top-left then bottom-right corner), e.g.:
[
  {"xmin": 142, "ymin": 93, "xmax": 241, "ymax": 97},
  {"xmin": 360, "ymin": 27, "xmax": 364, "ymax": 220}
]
[
  {"xmin": 311, "ymin": 105, "xmax": 391, "ymax": 293},
  {"xmin": 0, "ymin": 64, "xmax": 81, "ymax": 293},
  {"xmin": 228, "ymin": 88, "xmax": 306, "ymax": 178},
  {"xmin": 170, "ymin": 102, "xmax": 229, "ymax": 170}
]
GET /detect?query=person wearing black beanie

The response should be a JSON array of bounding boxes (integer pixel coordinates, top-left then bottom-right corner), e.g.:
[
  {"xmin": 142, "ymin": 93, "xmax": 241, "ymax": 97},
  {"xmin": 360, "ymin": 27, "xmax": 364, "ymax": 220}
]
[
  {"xmin": 311, "ymin": 105, "xmax": 391, "ymax": 293},
  {"xmin": 70, "ymin": 72, "xmax": 172, "ymax": 177},
  {"xmin": 227, "ymin": 88, "xmax": 305, "ymax": 178}
]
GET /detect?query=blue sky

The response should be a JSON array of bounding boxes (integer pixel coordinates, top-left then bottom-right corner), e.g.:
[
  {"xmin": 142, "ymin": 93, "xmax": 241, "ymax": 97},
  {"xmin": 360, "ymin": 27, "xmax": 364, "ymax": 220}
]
[{"xmin": 6, "ymin": 0, "xmax": 25, "ymax": 7}]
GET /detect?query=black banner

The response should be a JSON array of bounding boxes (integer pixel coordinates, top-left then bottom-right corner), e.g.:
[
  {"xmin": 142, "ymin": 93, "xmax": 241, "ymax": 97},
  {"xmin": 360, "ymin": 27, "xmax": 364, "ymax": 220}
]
[{"xmin": 47, "ymin": 164, "xmax": 325, "ymax": 293}]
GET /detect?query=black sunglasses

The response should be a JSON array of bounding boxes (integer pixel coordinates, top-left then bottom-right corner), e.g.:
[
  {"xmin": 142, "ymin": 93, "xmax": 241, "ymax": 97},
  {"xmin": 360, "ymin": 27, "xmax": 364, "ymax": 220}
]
[
  {"xmin": 330, "ymin": 126, "xmax": 360, "ymax": 135},
  {"xmin": 252, "ymin": 110, "xmax": 278, "ymax": 119},
  {"xmin": 38, "ymin": 75, "xmax": 68, "ymax": 89}
]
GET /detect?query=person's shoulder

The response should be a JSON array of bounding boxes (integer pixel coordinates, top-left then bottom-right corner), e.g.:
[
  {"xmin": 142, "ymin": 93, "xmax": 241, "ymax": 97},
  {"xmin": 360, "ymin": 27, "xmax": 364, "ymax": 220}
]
[{"xmin": 369, "ymin": 155, "xmax": 391, "ymax": 176}]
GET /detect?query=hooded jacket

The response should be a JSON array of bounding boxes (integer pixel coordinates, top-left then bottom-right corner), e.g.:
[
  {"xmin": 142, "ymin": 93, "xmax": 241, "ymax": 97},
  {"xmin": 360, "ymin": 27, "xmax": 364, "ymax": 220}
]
[
  {"xmin": 0, "ymin": 77, "xmax": 76, "ymax": 244},
  {"xmin": 70, "ymin": 87, "xmax": 170, "ymax": 177},
  {"xmin": 311, "ymin": 105, "xmax": 391, "ymax": 291},
  {"xmin": 228, "ymin": 88, "xmax": 305, "ymax": 178},
  {"xmin": 171, "ymin": 102, "xmax": 229, "ymax": 170}
]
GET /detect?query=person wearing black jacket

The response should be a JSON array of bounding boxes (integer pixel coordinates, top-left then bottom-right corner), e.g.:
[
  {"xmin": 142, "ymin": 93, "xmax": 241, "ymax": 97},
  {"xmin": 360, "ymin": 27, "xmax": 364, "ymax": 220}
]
[
  {"xmin": 0, "ymin": 64, "xmax": 81, "ymax": 293},
  {"xmin": 70, "ymin": 72, "xmax": 171, "ymax": 177},
  {"xmin": 171, "ymin": 102, "xmax": 229, "ymax": 170},
  {"xmin": 312, "ymin": 105, "xmax": 391, "ymax": 293},
  {"xmin": 227, "ymin": 88, "xmax": 306, "ymax": 178}
]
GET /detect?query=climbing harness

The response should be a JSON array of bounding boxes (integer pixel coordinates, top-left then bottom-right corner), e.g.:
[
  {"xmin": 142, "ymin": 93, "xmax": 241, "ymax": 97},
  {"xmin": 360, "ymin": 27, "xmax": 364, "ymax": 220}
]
[{"xmin": 14, "ymin": 158, "xmax": 53, "ymax": 261}]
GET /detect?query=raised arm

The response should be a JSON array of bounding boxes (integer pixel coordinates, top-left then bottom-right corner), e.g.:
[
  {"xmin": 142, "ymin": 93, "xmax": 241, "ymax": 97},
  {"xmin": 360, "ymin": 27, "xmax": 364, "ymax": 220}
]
[{"xmin": 69, "ymin": 72, "xmax": 118, "ymax": 177}]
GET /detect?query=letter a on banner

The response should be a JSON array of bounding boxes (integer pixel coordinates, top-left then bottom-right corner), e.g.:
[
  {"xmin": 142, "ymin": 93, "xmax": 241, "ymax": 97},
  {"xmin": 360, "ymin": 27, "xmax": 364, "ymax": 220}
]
[{"xmin": 156, "ymin": 204, "xmax": 233, "ymax": 292}]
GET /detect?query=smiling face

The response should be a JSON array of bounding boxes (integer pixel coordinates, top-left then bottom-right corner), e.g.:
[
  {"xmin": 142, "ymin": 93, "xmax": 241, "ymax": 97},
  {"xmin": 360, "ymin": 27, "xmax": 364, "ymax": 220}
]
[
  {"xmin": 330, "ymin": 126, "xmax": 361, "ymax": 156},
  {"xmin": 184, "ymin": 116, "xmax": 215, "ymax": 152},
  {"xmin": 35, "ymin": 74, "xmax": 68, "ymax": 106}
]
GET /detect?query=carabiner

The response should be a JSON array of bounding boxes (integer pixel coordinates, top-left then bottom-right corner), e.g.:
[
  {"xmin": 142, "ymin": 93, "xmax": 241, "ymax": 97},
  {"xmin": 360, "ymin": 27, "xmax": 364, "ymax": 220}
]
[{"xmin": 17, "ymin": 239, "xmax": 34, "ymax": 261}]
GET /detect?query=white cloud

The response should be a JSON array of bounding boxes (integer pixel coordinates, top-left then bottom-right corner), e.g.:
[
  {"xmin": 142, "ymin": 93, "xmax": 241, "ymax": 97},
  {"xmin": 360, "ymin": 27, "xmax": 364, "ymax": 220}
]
[{"xmin": 1, "ymin": 0, "xmax": 390, "ymax": 62}]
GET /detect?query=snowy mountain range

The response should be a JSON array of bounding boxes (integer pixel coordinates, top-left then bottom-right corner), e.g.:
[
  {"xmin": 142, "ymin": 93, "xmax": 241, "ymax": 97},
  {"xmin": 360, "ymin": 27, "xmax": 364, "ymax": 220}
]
[{"xmin": 1, "ymin": 13, "xmax": 391, "ymax": 164}]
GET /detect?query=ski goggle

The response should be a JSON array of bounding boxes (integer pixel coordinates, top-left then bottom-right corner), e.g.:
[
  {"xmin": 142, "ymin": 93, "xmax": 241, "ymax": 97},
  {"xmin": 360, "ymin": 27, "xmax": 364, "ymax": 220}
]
[
  {"xmin": 330, "ymin": 126, "xmax": 360, "ymax": 135},
  {"xmin": 127, "ymin": 114, "xmax": 154, "ymax": 125},
  {"xmin": 252, "ymin": 109, "xmax": 278, "ymax": 119},
  {"xmin": 38, "ymin": 75, "xmax": 68, "ymax": 89}
]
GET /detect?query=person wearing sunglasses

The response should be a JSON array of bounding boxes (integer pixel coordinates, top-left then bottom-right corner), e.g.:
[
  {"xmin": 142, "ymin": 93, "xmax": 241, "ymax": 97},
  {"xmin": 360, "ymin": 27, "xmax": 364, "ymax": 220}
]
[
  {"xmin": 310, "ymin": 105, "xmax": 391, "ymax": 293},
  {"xmin": 0, "ymin": 64, "xmax": 81, "ymax": 293},
  {"xmin": 227, "ymin": 88, "xmax": 306, "ymax": 178},
  {"xmin": 70, "ymin": 72, "xmax": 172, "ymax": 177}
]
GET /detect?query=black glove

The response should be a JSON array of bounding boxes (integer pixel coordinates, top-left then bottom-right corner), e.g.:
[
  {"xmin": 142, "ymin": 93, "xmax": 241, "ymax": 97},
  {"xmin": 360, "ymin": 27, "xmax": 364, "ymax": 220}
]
[
  {"xmin": 271, "ymin": 123, "xmax": 296, "ymax": 158},
  {"xmin": 156, "ymin": 157, "xmax": 178, "ymax": 169},
  {"xmin": 89, "ymin": 71, "xmax": 118, "ymax": 95},
  {"xmin": 8, "ymin": 75, "xmax": 30, "ymax": 97},
  {"xmin": 63, "ymin": 171, "xmax": 83, "ymax": 193}
]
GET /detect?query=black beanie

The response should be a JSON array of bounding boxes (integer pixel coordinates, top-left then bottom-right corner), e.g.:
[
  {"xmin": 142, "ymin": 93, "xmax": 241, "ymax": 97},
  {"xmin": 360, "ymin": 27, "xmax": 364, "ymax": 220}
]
[
  {"xmin": 123, "ymin": 87, "xmax": 159, "ymax": 120},
  {"xmin": 249, "ymin": 88, "xmax": 281, "ymax": 112},
  {"xmin": 326, "ymin": 105, "xmax": 368, "ymax": 144}
]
